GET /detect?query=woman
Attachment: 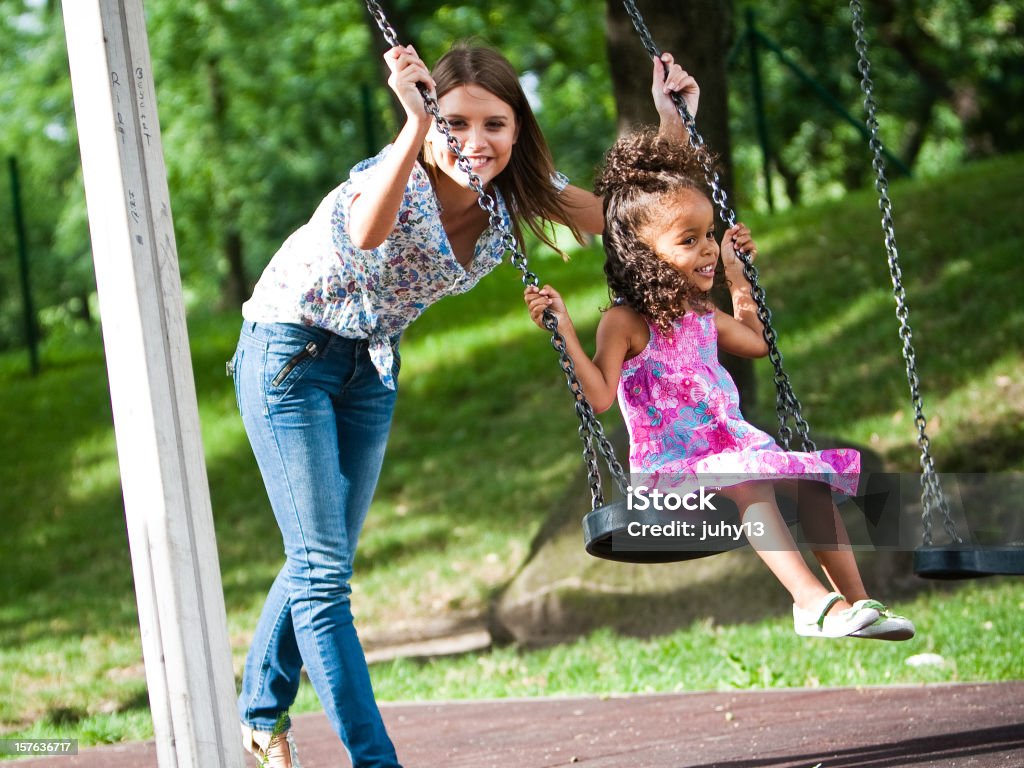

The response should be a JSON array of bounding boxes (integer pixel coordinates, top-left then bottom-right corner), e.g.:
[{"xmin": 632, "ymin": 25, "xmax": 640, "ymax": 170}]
[{"xmin": 232, "ymin": 42, "xmax": 698, "ymax": 767}]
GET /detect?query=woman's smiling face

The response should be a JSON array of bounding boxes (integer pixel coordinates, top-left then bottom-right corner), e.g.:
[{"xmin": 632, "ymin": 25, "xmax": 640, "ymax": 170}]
[{"xmin": 425, "ymin": 83, "xmax": 519, "ymax": 190}]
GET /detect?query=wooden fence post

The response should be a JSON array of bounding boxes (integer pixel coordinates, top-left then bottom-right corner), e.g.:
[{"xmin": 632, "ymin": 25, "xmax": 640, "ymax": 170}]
[{"xmin": 60, "ymin": 2, "xmax": 244, "ymax": 765}]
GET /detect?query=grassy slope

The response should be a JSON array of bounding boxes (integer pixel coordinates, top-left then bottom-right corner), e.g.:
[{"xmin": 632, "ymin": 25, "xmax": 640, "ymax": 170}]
[{"xmin": 0, "ymin": 154, "xmax": 1021, "ymax": 747}]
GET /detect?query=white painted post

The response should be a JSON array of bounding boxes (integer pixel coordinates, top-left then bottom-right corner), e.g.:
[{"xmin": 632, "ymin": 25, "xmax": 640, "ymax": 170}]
[{"xmin": 60, "ymin": 2, "xmax": 244, "ymax": 766}]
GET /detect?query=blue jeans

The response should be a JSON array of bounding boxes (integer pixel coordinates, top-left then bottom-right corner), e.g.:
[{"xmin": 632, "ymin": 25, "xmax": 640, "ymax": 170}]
[{"xmin": 232, "ymin": 321, "xmax": 401, "ymax": 767}]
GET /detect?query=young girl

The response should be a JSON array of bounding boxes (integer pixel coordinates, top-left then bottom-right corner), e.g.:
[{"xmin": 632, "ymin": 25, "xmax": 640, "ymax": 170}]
[
  {"xmin": 525, "ymin": 129, "xmax": 915, "ymax": 644},
  {"xmin": 232, "ymin": 44, "xmax": 697, "ymax": 767}
]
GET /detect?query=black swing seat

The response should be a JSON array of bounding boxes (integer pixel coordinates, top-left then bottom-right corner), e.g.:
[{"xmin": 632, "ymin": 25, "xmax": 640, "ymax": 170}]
[
  {"xmin": 913, "ymin": 544, "xmax": 1024, "ymax": 580},
  {"xmin": 583, "ymin": 496, "xmax": 800, "ymax": 564}
]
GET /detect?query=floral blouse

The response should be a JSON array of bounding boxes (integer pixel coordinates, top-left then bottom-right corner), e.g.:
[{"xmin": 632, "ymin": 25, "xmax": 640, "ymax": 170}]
[{"xmin": 242, "ymin": 145, "xmax": 514, "ymax": 389}]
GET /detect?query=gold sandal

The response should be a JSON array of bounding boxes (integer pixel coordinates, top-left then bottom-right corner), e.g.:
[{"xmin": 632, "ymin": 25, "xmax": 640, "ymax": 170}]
[{"xmin": 241, "ymin": 722, "xmax": 300, "ymax": 768}]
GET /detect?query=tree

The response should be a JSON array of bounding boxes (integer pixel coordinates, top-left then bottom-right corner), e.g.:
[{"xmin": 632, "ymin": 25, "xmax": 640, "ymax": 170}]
[
  {"xmin": 144, "ymin": 0, "xmax": 384, "ymax": 307},
  {"xmin": 870, "ymin": 0, "xmax": 1024, "ymax": 159},
  {"xmin": 727, "ymin": 0, "xmax": 1024, "ymax": 211},
  {"xmin": 4, "ymin": 0, "xmax": 1015, "ymax": 353},
  {"xmin": 0, "ymin": 1, "xmax": 87, "ymax": 348},
  {"xmin": 605, "ymin": 0, "xmax": 734, "ymax": 167}
]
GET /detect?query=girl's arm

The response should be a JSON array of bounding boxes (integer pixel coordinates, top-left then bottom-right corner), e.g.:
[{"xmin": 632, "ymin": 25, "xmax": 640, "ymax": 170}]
[
  {"xmin": 347, "ymin": 46, "xmax": 434, "ymax": 250},
  {"xmin": 715, "ymin": 223, "xmax": 770, "ymax": 358},
  {"xmin": 652, "ymin": 53, "xmax": 699, "ymax": 144},
  {"xmin": 553, "ymin": 53, "xmax": 700, "ymax": 236},
  {"xmin": 524, "ymin": 285, "xmax": 641, "ymax": 413}
]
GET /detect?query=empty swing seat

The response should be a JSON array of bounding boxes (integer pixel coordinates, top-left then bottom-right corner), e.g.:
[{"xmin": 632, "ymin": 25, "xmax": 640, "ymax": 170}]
[{"xmin": 913, "ymin": 545, "xmax": 1024, "ymax": 580}]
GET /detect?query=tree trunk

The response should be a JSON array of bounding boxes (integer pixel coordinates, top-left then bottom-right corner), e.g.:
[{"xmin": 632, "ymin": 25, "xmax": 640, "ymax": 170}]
[
  {"xmin": 205, "ymin": 52, "xmax": 250, "ymax": 308},
  {"xmin": 605, "ymin": 0, "xmax": 734, "ymax": 154},
  {"xmin": 605, "ymin": 0, "xmax": 756, "ymax": 410},
  {"xmin": 773, "ymin": 154, "xmax": 802, "ymax": 207},
  {"xmin": 222, "ymin": 224, "xmax": 249, "ymax": 309}
]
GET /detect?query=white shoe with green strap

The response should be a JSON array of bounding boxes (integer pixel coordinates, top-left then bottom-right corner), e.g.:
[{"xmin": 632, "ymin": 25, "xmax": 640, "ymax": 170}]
[
  {"xmin": 849, "ymin": 599, "xmax": 916, "ymax": 641},
  {"xmin": 793, "ymin": 591, "xmax": 879, "ymax": 638}
]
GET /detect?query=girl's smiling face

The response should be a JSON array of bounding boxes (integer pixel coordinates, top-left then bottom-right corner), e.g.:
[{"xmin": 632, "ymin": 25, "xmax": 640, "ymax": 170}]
[
  {"xmin": 425, "ymin": 83, "xmax": 519, "ymax": 190},
  {"xmin": 643, "ymin": 188, "xmax": 719, "ymax": 290}
]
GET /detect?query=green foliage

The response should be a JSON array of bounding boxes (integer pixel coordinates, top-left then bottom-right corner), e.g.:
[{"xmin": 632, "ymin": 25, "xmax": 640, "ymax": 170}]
[
  {"xmin": 0, "ymin": 1, "xmax": 89, "ymax": 346},
  {"xmin": 1, "ymin": 0, "xmax": 1020, "ymax": 353},
  {"xmin": 145, "ymin": 0, "xmax": 384, "ymax": 298},
  {"xmin": 729, "ymin": 0, "xmax": 1024, "ymax": 211}
]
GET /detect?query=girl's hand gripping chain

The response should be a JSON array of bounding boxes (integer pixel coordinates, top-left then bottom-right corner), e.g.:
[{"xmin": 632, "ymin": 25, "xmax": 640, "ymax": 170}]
[
  {"xmin": 721, "ymin": 222, "xmax": 758, "ymax": 277},
  {"xmin": 652, "ymin": 52, "xmax": 699, "ymax": 141},
  {"xmin": 524, "ymin": 284, "xmax": 572, "ymax": 334}
]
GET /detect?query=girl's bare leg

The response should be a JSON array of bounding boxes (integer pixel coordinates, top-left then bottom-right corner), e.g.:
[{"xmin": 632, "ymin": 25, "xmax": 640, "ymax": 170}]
[
  {"xmin": 790, "ymin": 480, "xmax": 870, "ymax": 603},
  {"xmin": 723, "ymin": 481, "xmax": 853, "ymax": 612}
]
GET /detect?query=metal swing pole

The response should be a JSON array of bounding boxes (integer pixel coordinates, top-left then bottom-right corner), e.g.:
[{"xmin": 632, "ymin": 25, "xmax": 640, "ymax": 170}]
[{"xmin": 61, "ymin": 2, "xmax": 244, "ymax": 764}]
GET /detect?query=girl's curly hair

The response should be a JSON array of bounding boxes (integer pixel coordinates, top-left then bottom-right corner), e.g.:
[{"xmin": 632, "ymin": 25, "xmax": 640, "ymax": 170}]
[{"xmin": 595, "ymin": 129, "xmax": 717, "ymax": 335}]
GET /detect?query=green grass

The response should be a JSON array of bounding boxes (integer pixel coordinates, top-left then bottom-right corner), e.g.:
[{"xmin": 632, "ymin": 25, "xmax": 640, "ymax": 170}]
[
  {"xmin": 365, "ymin": 578, "xmax": 1024, "ymax": 700},
  {"xmin": 1, "ymin": 154, "xmax": 1022, "ymax": 750}
]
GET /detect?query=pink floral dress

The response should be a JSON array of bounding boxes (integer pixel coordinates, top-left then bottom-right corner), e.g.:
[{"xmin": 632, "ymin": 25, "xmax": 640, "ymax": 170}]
[{"xmin": 617, "ymin": 310, "xmax": 860, "ymax": 496}]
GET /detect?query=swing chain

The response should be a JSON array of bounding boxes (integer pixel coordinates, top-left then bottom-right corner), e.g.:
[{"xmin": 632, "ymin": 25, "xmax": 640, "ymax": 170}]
[
  {"xmin": 541, "ymin": 310, "xmax": 630, "ymax": 505},
  {"xmin": 363, "ymin": 0, "xmax": 629, "ymax": 503},
  {"xmin": 364, "ymin": 0, "xmax": 400, "ymax": 48},
  {"xmin": 621, "ymin": 0, "xmax": 815, "ymax": 453},
  {"xmin": 849, "ymin": 0, "xmax": 956, "ymax": 546}
]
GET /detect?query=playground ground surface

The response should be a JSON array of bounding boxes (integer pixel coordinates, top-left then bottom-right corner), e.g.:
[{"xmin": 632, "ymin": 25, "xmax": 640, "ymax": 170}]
[{"xmin": 11, "ymin": 680, "xmax": 1024, "ymax": 767}]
